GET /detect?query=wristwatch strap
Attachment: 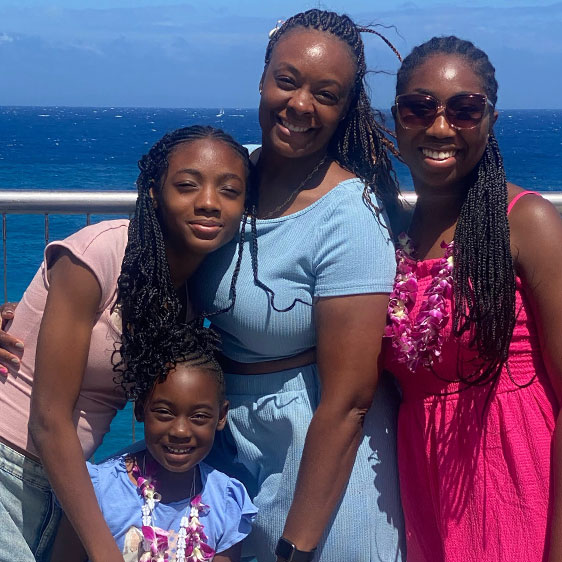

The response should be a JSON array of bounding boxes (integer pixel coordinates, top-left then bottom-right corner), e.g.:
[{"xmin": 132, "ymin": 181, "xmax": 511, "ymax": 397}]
[{"xmin": 275, "ymin": 537, "xmax": 316, "ymax": 562}]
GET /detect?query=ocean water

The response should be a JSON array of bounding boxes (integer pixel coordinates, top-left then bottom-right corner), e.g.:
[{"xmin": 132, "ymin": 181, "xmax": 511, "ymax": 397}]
[{"xmin": 1, "ymin": 106, "xmax": 561, "ymax": 458}]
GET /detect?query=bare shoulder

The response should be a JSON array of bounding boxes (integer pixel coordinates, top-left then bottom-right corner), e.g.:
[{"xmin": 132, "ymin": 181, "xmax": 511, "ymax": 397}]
[
  {"xmin": 507, "ymin": 182, "xmax": 562, "ymax": 268},
  {"xmin": 508, "ymin": 182, "xmax": 560, "ymax": 228}
]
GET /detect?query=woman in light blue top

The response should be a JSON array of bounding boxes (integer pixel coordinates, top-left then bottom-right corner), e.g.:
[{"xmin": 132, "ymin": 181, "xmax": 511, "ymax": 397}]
[
  {"xmin": 190, "ymin": 9, "xmax": 406, "ymax": 562},
  {"xmin": 0, "ymin": 9, "xmax": 406, "ymax": 562}
]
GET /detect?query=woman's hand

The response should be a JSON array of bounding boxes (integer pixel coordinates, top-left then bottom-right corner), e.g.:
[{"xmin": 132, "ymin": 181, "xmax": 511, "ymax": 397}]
[
  {"xmin": 29, "ymin": 249, "xmax": 123, "ymax": 562},
  {"xmin": 0, "ymin": 301, "xmax": 23, "ymax": 372},
  {"xmin": 509, "ymin": 189, "xmax": 562, "ymax": 562},
  {"xmin": 280, "ymin": 292, "xmax": 389, "ymax": 551}
]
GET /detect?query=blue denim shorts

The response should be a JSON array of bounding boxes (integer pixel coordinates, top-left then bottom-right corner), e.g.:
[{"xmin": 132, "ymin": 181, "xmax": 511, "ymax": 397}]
[{"xmin": 0, "ymin": 440, "xmax": 61, "ymax": 562}]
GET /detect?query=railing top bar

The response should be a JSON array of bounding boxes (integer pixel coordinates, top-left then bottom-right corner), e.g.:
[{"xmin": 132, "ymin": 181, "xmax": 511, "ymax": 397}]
[
  {"xmin": 400, "ymin": 191, "xmax": 562, "ymax": 212},
  {"xmin": 1, "ymin": 189, "xmax": 562, "ymax": 214},
  {"xmin": 0, "ymin": 190, "xmax": 137, "ymax": 214}
]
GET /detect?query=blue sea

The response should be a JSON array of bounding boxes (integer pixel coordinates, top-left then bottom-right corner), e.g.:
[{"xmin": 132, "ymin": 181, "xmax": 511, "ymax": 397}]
[{"xmin": 1, "ymin": 105, "xmax": 561, "ymax": 458}]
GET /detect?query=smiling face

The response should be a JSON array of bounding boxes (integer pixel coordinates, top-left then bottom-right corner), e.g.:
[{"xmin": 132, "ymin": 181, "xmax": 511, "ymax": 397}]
[
  {"xmin": 139, "ymin": 365, "xmax": 227, "ymax": 474},
  {"xmin": 259, "ymin": 28, "xmax": 356, "ymax": 159},
  {"xmin": 394, "ymin": 53, "xmax": 497, "ymax": 193},
  {"xmin": 153, "ymin": 138, "xmax": 247, "ymax": 258}
]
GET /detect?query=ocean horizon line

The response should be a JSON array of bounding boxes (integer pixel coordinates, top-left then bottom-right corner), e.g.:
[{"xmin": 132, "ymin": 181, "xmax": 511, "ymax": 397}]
[{"xmin": 1, "ymin": 104, "xmax": 560, "ymax": 112}]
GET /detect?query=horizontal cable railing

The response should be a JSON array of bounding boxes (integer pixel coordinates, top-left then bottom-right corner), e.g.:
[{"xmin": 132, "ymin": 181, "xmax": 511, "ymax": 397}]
[
  {"xmin": 1, "ymin": 188, "xmax": 561, "ymax": 452},
  {"xmin": 2, "ymin": 189, "xmax": 562, "ymax": 303},
  {"xmin": 0, "ymin": 190, "xmax": 137, "ymax": 214}
]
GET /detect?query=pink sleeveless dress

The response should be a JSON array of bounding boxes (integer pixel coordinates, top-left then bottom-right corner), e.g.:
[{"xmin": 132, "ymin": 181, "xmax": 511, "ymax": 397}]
[{"xmin": 383, "ymin": 192, "xmax": 559, "ymax": 562}]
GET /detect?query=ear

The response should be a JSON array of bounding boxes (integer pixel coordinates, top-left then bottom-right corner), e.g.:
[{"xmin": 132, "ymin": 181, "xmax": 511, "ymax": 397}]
[
  {"xmin": 149, "ymin": 186, "xmax": 158, "ymax": 209},
  {"xmin": 490, "ymin": 109, "xmax": 499, "ymax": 129},
  {"xmin": 134, "ymin": 400, "xmax": 145, "ymax": 423},
  {"xmin": 391, "ymin": 105, "xmax": 397, "ymax": 121},
  {"xmin": 258, "ymin": 71, "xmax": 265, "ymax": 95},
  {"xmin": 216, "ymin": 400, "xmax": 229, "ymax": 431}
]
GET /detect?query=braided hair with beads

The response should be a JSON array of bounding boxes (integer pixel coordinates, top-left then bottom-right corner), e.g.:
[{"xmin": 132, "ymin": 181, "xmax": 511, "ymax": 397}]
[
  {"xmin": 113, "ymin": 125, "xmax": 250, "ymax": 400},
  {"xmin": 248, "ymin": 8, "xmax": 403, "ymax": 312},
  {"xmin": 396, "ymin": 36, "xmax": 515, "ymax": 387}
]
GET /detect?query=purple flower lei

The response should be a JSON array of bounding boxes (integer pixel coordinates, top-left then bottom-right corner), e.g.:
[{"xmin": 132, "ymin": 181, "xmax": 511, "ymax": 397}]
[
  {"xmin": 384, "ymin": 232, "xmax": 454, "ymax": 372},
  {"xmin": 132, "ymin": 462, "xmax": 215, "ymax": 562}
]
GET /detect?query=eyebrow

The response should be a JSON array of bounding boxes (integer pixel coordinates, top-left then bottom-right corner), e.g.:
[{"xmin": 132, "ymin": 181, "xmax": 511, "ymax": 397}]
[
  {"xmin": 413, "ymin": 88, "xmax": 478, "ymax": 97},
  {"xmin": 150, "ymin": 399, "xmax": 215, "ymax": 410},
  {"xmin": 274, "ymin": 63, "xmax": 344, "ymax": 89},
  {"xmin": 171, "ymin": 169, "xmax": 244, "ymax": 182}
]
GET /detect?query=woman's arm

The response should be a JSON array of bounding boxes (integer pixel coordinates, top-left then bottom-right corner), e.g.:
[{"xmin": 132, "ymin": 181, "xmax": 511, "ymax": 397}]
[
  {"xmin": 29, "ymin": 249, "xmax": 123, "ymax": 562},
  {"xmin": 509, "ymin": 192, "xmax": 562, "ymax": 562},
  {"xmin": 279, "ymin": 292, "xmax": 389, "ymax": 553}
]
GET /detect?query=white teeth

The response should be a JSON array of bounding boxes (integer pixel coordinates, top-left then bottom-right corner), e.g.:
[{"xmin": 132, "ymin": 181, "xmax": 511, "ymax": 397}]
[
  {"xmin": 281, "ymin": 119, "xmax": 309, "ymax": 133},
  {"xmin": 422, "ymin": 148, "xmax": 457, "ymax": 160},
  {"xmin": 166, "ymin": 446, "xmax": 191, "ymax": 454}
]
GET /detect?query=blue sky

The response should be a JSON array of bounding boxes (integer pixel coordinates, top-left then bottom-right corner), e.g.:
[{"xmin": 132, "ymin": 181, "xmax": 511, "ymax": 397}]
[{"xmin": 0, "ymin": 1, "xmax": 560, "ymax": 109}]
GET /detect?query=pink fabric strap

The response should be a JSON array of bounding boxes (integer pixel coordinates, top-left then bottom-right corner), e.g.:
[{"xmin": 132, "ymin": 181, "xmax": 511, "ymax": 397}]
[{"xmin": 507, "ymin": 190, "xmax": 541, "ymax": 215}]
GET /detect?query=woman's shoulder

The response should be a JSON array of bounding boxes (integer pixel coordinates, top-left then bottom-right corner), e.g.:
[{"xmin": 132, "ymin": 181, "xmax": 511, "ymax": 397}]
[
  {"xmin": 46, "ymin": 219, "xmax": 129, "ymax": 257},
  {"xmin": 507, "ymin": 183, "xmax": 562, "ymax": 268},
  {"xmin": 65, "ymin": 218, "xmax": 129, "ymax": 244},
  {"xmin": 507, "ymin": 183, "xmax": 556, "ymax": 225}
]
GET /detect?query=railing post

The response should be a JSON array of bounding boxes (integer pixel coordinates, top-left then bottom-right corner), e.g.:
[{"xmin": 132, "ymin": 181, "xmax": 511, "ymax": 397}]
[
  {"xmin": 44, "ymin": 214, "xmax": 50, "ymax": 246},
  {"xmin": 2, "ymin": 214, "xmax": 7, "ymax": 304}
]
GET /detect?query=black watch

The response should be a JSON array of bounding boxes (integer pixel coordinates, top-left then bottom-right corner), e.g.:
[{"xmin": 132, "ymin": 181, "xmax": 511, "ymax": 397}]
[{"xmin": 275, "ymin": 537, "xmax": 316, "ymax": 562}]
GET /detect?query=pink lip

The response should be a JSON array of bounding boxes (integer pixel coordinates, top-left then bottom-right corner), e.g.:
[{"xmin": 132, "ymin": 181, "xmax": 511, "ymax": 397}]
[{"xmin": 188, "ymin": 220, "xmax": 222, "ymax": 239}]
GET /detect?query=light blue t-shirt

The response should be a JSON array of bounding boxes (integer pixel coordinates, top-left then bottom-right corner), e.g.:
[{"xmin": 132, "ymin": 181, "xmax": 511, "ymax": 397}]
[
  {"xmin": 88, "ymin": 454, "xmax": 257, "ymax": 560},
  {"xmin": 190, "ymin": 177, "xmax": 396, "ymax": 363}
]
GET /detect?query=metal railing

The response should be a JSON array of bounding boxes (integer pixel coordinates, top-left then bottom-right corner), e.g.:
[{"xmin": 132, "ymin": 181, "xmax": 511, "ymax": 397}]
[
  {"xmin": 2, "ymin": 189, "xmax": 562, "ymax": 302},
  {"xmin": 0, "ymin": 190, "xmax": 136, "ymax": 302},
  {"xmin": 1, "ymin": 188, "xmax": 561, "ymax": 454}
]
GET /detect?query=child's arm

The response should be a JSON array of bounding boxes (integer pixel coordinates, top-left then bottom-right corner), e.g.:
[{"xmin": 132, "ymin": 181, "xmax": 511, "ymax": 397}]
[
  {"xmin": 50, "ymin": 513, "xmax": 88, "ymax": 562},
  {"xmin": 213, "ymin": 541, "xmax": 242, "ymax": 562},
  {"xmin": 29, "ymin": 250, "xmax": 123, "ymax": 562}
]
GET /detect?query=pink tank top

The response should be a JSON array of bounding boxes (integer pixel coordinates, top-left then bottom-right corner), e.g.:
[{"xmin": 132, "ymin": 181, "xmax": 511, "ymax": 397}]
[{"xmin": 0, "ymin": 220, "xmax": 129, "ymax": 459}]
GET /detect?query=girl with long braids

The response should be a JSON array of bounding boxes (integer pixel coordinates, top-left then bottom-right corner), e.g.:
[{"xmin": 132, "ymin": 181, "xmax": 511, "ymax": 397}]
[
  {"xmin": 190, "ymin": 9, "xmax": 405, "ymax": 562},
  {"xmin": 0, "ymin": 125, "xmax": 250, "ymax": 562},
  {"xmin": 384, "ymin": 36, "xmax": 562, "ymax": 561}
]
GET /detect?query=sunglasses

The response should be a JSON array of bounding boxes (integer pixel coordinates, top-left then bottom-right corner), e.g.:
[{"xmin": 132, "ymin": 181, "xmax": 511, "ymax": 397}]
[{"xmin": 394, "ymin": 93, "xmax": 494, "ymax": 130}]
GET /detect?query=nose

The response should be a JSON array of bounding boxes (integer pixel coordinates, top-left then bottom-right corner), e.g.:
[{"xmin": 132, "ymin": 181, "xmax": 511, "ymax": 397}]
[
  {"xmin": 194, "ymin": 185, "xmax": 220, "ymax": 215},
  {"xmin": 426, "ymin": 109, "xmax": 456, "ymax": 138},
  {"xmin": 287, "ymin": 87, "xmax": 314, "ymax": 115},
  {"xmin": 169, "ymin": 417, "xmax": 192, "ymax": 440}
]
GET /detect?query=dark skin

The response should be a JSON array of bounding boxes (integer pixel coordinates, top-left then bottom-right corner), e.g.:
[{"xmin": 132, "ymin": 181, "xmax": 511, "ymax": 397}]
[
  {"xmin": 237, "ymin": 29, "xmax": 392, "ymax": 557},
  {"xmin": 395, "ymin": 53, "xmax": 562, "ymax": 561},
  {"xmin": 52, "ymin": 367, "xmax": 242, "ymax": 562},
  {"xmin": 2, "ymin": 139, "xmax": 247, "ymax": 562}
]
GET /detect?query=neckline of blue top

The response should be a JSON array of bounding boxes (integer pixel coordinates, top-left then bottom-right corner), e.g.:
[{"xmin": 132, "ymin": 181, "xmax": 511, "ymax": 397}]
[{"xmin": 255, "ymin": 177, "xmax": 364, "ymax": 223}]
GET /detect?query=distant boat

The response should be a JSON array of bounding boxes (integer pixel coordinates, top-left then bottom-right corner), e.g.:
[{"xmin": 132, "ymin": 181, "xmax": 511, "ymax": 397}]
[{"xmin": 216, "ymin": 108, "xmax": 224, "ymax": 118}]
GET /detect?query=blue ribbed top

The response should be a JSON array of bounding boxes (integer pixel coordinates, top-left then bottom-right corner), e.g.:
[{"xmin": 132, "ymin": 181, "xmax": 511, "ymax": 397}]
[{"xmin": 190, "ymin": 178, "xmax": 396, "ymax": 363}]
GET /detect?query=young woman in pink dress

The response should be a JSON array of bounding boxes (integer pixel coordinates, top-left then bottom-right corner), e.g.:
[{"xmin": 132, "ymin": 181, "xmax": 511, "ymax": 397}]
[{"xmin": 383, "ymin": 36, "xmax": 562, "ymax": 562}]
